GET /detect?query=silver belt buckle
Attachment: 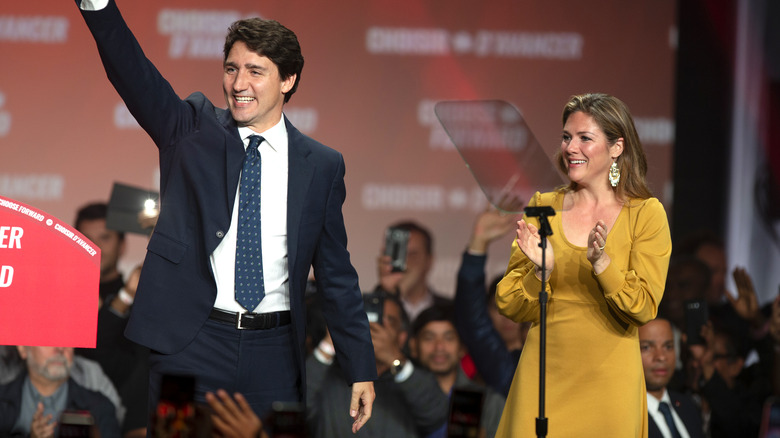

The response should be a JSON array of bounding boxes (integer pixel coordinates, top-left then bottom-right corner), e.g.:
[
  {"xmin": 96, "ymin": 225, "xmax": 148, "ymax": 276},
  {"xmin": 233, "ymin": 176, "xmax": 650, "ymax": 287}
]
[{"xmin": 236, "ymin": 312, "xmax": 248, "ymax": 330}]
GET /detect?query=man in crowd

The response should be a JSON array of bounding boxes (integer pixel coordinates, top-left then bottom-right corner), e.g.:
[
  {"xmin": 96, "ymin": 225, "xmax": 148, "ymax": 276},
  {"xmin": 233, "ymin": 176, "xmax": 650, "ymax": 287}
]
[
  {"xmin": 409, "ymin": 305, "xmax": 505, "ymax": 438},
  {"xmin": 376, "ymin": 221, "xmax": 452, "ymax": 322},
  {"xmin": 0, "ymin": 346, "xmax": 119, "ymax": 437},
  {"xmin": 74, "ymin": 202, "xmax": 148, "ymax": 436},
  {"xmin": 640, "ymin": 318, "xmax": 704, "ymax": 438},
  {"xmin": 307, "ymin": 291, "xmax": 449, "ymax": 437}
]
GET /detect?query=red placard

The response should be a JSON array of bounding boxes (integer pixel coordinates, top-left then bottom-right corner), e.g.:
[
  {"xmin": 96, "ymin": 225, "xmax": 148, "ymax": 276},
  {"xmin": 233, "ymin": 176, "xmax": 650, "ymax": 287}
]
[{"xmin": 0, "ymin": 196, "xmax": 99, "ymax": 347}]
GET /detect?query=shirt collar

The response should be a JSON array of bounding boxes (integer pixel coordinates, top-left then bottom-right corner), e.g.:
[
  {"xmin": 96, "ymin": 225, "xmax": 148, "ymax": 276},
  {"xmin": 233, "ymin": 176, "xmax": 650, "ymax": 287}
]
[
  {"xmin": 237, "ymin": 115, "xmax": 288, "ymax": 154},
  {"xmin": 646, "ymin": 388, "xmax": 671, "ymax": 413}
]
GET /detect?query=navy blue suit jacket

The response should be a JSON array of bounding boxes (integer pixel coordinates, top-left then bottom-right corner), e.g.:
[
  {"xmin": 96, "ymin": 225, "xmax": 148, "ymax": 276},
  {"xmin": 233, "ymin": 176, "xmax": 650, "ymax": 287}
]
[
  {"xmin": 648, "ymin": 391, "xmax": 704, "ymax": 438},
  {"xmin": 76, "ymin": 0, "xmax": 376, "ymax": 396}
]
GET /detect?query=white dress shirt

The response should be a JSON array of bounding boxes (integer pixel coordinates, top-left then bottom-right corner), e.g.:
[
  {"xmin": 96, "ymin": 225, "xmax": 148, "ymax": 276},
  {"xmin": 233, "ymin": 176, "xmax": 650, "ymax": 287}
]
[
  {"xmin": 79, "ymin": 0, "xmax": 108, "ymax": 11},
  {"xmin": 647, "ymin": 390, "xmax": 692, "ymax": 438},
  {"xmin": 211, "ymin": 116, "xmax": 290, "ymax": 313}
]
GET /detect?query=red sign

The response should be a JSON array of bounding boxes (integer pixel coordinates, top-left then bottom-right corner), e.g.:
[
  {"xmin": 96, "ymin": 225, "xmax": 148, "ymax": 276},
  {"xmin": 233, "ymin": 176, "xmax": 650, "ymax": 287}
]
[{"xmin": 0, "ymin": 196, "xmax": 99, "ymax": 347}]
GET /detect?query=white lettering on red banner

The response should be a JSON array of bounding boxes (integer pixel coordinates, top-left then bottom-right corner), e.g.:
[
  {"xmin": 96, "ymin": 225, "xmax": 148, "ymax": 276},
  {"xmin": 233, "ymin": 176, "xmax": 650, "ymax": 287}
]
[
  {"xmin": 0, "ymin": 91, "xmax": 10, "ymax": 137},
  {"xmin": 0, "ymin": 174, "xmax": 64, "ymax": 200},
  {"xmin": 362, "ymin": 183, "xmax": 486, "ymax": 212},
  {"xmin": 366, "ymin": 27, "xmax": 583, "ymax": 59},
  {"xmin": 0, "ymin": 15, "xmax": 69, "ymax": 43},
  {"xmin": 0, "ymin": 266, "xmax": 12, "ymax": 287},
  {"xmin": 158, "ymin": 9, "xmax": 248, "ymax": 60},
  {"xmin": 0, "ymin": 226, "xmax": 23, "ymax": 249}
]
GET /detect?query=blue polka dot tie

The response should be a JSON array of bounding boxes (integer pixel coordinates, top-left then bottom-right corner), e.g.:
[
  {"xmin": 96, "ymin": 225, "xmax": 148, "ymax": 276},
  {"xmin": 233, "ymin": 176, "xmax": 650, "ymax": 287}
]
[{"xmin": 234, "ymin": 134, "xmax": 265, "ymax": 311}]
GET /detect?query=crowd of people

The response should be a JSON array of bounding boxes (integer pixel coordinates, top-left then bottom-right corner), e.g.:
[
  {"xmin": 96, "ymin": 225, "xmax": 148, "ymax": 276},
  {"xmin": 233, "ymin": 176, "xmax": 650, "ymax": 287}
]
[{"xmin": 2, "ymin": 201, "xmax": 778, "ymax": 437}]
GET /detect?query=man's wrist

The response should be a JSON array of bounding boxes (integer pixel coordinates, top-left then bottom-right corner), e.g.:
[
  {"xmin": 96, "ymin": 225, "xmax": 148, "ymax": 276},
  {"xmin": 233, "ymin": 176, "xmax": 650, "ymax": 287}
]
[
  {"xmin": 467, "ymin": 237, "xmax": 488, "ymax": 255},
  {"xmin": 314, "ymin": 340, "xmax": 335, "ymax": 365},
  {"xmin": 390, "ymin": 358, "xmax": 413, "ymax": 382}
]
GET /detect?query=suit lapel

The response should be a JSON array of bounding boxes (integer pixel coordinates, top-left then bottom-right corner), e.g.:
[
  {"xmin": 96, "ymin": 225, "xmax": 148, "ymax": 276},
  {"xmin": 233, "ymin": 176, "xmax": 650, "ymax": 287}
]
[
  {"xmin": 285, "ymin": 117, "xmax": 314, "ymax": 279},
  {"xmin": 220, "ymin": 108, "xmax": 245, "ymax": 214}
]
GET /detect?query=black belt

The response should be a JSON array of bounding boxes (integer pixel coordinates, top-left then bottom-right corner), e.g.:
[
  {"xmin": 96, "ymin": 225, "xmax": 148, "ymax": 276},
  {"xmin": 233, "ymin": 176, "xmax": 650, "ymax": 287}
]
[{"xmin": 209, "ymin": 308, "xmax": 291, "ymax": 330}]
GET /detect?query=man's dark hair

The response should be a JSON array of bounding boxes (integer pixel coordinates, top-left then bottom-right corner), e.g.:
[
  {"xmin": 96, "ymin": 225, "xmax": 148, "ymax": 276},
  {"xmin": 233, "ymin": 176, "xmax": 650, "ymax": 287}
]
[
  {"xmin": 74, "ymin": 202, "xmax": 125, "ymax": 241},
  {"xmin": 223, "ymin": 18, "xmax": 304, "ymax": 103},
  {"xmin": 412, "ymin": 304, "xmax": 455, "ymax": 338},
  {"xmin": 674, "ymin": 229, "xmax": 724, "ymax": 257},
  {"xmin": 388, "ymin": 220, "xmax": 433, "ymax": 255}
]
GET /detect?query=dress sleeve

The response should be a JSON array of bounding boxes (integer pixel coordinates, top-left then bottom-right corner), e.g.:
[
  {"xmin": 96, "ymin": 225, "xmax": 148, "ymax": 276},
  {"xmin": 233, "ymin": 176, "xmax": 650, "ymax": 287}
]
[
  {"xmin": 495, "ymin": 192, "xmax": 553, "ymax": 324},
  {"xmin": 596, "ymin": 198, "xmax": 672, "ymax": 326}
]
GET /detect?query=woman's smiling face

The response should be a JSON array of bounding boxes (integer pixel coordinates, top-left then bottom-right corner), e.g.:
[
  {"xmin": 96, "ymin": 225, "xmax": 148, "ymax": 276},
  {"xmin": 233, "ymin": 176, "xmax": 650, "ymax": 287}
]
[{"xmin": 561, "ymin": 111, "xmax": 622, "ymax": 188}]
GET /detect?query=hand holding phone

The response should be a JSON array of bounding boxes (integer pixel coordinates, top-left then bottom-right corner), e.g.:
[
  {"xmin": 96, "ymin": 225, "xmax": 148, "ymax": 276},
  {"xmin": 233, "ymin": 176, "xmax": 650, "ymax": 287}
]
[
  {"xmin": 364, "ymin": 293, "xmax": 384, "ymax": 325},
  {"xmin": 446, "ymin": 388, "xmax": 484, "ymax": 438},
  {"xmin": 58, "ymin": 410, "xmax": 94, "ymax": 438},
  {"xmin": 384, "ymin": 227, "xmax": 410, "ymax": 273},
  {"xmin": 684, "ymin": 299, "xmax": 709, "ymax": 346}
]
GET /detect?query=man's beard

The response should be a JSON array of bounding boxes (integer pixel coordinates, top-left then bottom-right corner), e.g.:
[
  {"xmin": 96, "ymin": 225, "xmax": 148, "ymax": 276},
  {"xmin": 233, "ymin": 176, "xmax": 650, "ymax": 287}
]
[{"xmin": 28, "ymin": 354, "xmax": 71, "ymax": 382}]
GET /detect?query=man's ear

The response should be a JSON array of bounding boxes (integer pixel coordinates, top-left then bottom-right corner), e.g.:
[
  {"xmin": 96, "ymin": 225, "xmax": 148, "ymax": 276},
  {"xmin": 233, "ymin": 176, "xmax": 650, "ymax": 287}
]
[
  {"xmin": 729, "ymin": 358, "xmax": 745, "ymax": 378},
  {"xmin": 408, "ymin": 338, "xmax": 418, "ymax": 359},
  {"xmin": 281, "ymin": 74, "xmax": 296, "ymax": 94},
  {"xmin": 398, "ymin": 331, "xmax": 409, "ymax": 350},
  {"xmin": 16, "ymin": 345, "xmax": 28, "ymax": 360}
]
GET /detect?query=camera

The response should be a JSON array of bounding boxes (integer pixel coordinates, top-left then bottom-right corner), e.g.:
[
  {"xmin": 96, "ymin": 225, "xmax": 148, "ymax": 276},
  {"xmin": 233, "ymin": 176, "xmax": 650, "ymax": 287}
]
[
  {"xmin": 384, "ymin": 227, "xmax": 411, "ymax": 272},
  {"xmin": 684, "ymin": 298, "xmax": 708, "ymax": 345},
  {"xmin": 58, "ymin": 410, "xmax": 94, "ymax": 438},
  {"xmin": 364, "ymin": 293, "xmax": 385, "ymax": 325}
]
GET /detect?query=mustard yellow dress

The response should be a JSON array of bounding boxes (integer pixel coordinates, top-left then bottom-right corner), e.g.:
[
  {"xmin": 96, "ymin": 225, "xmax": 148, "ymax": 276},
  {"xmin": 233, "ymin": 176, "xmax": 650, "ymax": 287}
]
[{"xmin": 495, "ymin": 190, "xmax": 671, "ymax": 438}]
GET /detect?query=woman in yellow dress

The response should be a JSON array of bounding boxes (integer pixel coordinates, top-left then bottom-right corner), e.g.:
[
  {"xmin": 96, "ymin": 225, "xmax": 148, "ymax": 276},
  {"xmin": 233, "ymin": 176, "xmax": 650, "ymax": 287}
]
[{"xmin": 495, "ymin": 93, "xmax": 671, "ymax": 437}]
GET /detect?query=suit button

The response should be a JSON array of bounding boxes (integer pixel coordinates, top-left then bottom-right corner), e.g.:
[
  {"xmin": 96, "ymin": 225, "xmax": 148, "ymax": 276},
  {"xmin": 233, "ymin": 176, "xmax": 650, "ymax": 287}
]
[{"xmin": 216, "ymin": 230, "xmax": 225, "ymax": 238}]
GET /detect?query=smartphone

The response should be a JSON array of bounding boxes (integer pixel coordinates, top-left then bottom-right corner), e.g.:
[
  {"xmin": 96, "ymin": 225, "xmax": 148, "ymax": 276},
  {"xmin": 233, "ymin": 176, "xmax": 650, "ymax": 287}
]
[
  {"xmin": 446, "ymin": 388, "xmax": 484, "ymax": 438},
  {"xmin": 268, "ymin": 401, "xmax": 306, "ymax": 438},
  {"xmin": 58, "ymin": 410, "xmax": 94, "ymax": 438},
  {"xmin": 106, "ymin": 182, "xmax": 160, "ymax": 236},
  {"xmin": 759, "ymin": 397, "xmax": 780, "ymax": 438},
  {"xmin": 152, "ymin": 374, "xmax": 197, "ymax": 437},
  {"xmin": 364, "ymin": 293, "xmax": 384, "ymax": 325},
  {"xmin": 384, "ymin": 227, "xmax": 411, "ymax": 272},
  {"xmin": 684, "ymin": 298, "xmax": 709, "ymax": 345}
]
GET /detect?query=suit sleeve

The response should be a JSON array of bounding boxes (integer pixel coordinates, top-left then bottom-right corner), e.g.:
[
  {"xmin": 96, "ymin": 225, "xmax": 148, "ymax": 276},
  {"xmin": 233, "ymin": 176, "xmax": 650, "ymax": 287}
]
[
  {"xmin": 312, "ymin": 155, "xmax": 377, "ymax": 384},
  {"xmin": 454, "ymin": 251, "xmax": 518, "ymax": 397},
  {"xmin": 76, "ymin": 0, "xmax": 196, "ymax": 149}
]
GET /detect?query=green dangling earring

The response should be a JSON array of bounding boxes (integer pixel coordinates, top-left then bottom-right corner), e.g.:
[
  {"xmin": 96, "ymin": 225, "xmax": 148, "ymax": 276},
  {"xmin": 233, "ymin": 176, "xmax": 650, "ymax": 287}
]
[{"xmin": 608, "ymin": 160, "xmax": 620, "ymax": 187}]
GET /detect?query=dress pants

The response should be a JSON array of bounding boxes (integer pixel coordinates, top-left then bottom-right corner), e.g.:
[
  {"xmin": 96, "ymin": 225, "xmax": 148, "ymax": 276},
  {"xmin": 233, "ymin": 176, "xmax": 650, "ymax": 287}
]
[{"xmin": 147, "ymin": 317, "xmax": 300, "ymax": 426}]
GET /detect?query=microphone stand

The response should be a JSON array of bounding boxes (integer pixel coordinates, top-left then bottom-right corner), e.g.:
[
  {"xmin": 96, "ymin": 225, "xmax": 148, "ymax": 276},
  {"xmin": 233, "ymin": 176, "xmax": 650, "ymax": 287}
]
[{"xmin": 523, "ymin": 206, "xmax": 555, "ymax": 438}]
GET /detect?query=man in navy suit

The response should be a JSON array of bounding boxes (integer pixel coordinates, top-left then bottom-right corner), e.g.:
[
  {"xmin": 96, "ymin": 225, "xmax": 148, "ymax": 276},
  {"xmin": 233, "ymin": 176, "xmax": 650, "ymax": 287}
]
[
  {"xmin": 640, "ymin": 318, "xmax": 703, "ymax": 438},
  {"xmin": 74, "ymin": 0, "xmax": 376, "ymax": 432}
]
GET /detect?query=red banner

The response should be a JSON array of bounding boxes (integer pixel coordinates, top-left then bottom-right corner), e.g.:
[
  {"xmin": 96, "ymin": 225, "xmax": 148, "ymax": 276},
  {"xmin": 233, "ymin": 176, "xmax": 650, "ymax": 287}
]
[{"xmin": 0, "ymin": 196, "xmax": 99, "ymax": 347}]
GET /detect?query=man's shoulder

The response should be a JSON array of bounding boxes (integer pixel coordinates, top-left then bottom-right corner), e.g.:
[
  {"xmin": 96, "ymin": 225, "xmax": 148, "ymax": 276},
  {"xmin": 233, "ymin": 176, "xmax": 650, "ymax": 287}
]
[
  {"xmin": 67, "ymin": 379, "xmax": 120, "ymax": 436},
  {"xmin": 667, "ymin": 389, "xmax": 697, "ymax": 406},
  {"xmin": 284, "ymin": 117, "xmax": 341, "ymax": 159},
  {"xmin": 0, "ymin": 373, "xmax": 24, "ymax": 398},
  {"xmin": 181, "ymin": 92, "xmax": 221, "ymax": 114},
  {"xmin": 67, "ymin": 378, "xmax": 114, "ymax": 410}
]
